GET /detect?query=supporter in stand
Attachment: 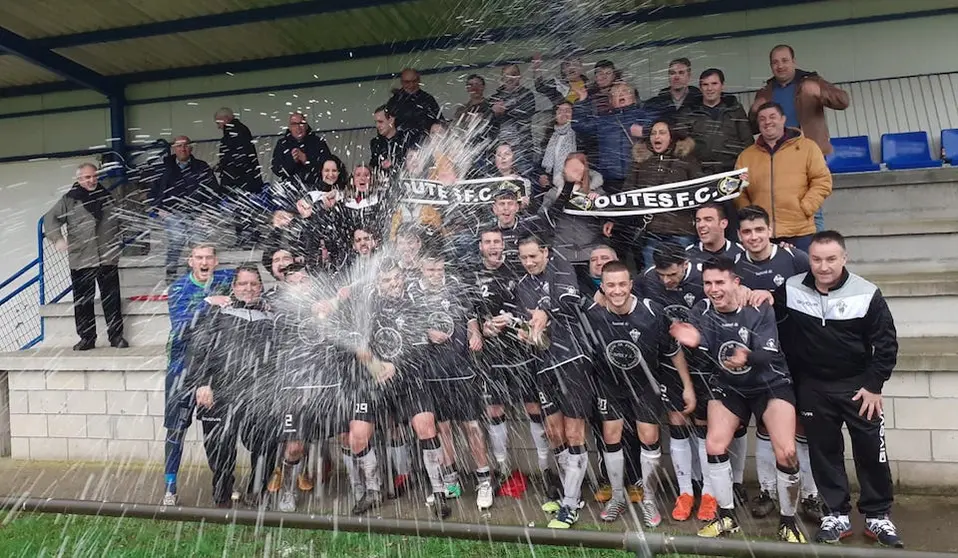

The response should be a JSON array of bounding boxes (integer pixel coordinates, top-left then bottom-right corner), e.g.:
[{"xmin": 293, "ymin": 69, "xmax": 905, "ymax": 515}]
[
  {"xmin": 453, "ymin": 74, "xmax": 495, "ymax": 144},
  {"xmin": 214, "ymin": 107, "xmax": 264, "ymax": 248},
  {"xmin": 270, "ymin": 113, "xmax": 332, "ymax": 206},
  {"xmin": 369, "ymin": 105, "xmax": 420, "ymax": 180},
  {"xmin": 735, "ymin": 102, "xmax": 832, "ymax": 252},
  {"xmin": 385, "ymin": 68, "xmax": 443, "ymax": 135},
  {"xmin": 533, "ymin": 53, "xmax": 590, "ymax": 106},
  {"xmin": 539, "ymin": 102, "xmax": 577, "ymax": 191},
  {"xmin": 643, "ymin": 58, "xmax": 703, "ymax": 121},
  {"xmin": 490, "ymin": 64, "xmax": 537, "ymax": 164},
  {"xmin": 749, "ymin": 45, "xmax": 849, "ymax": 232},
  {"xmin": 44, "ymin": 163, "xmax": 128, "ymax": 351}
]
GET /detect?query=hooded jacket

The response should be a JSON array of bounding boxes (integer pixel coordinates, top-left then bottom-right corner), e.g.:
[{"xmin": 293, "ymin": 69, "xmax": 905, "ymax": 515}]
[
  {"xmin": 749, "ymin": 69, "xmax": 849, "ymax": 155},
  {"xmin": 385, "ymin": 88, "xmax": 443, "ymax": 134},
  {"xmin": 217, "ymin": 118, "xmax": 263, "ymax": 194},
  {"xmin": 572, "ymin": 102, "xmax": 650, "ymax": 186},
  {"xmin": 150, "ymin": 155, "xmax": 222, "ymax": 214},
  {"xmin": 624, "ymin": 137, "xmax": 701, "ymax": 236},
  {"xmin": 734, "ymin": 128, "xmax": 833, "ymax": 238},
  {"xmin": 44, "ymin": 182, "xmax": 123, "ymax": 270},
  {"xmin": 676, "ymin": 95, "xmax": 754, "ymax": 173},
  {"xmin": 270, "ymin": 125, "xmax": 332, "ymax": 195}
]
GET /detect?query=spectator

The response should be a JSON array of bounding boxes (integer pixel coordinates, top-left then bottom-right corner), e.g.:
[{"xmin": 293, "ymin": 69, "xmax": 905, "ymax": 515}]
[
  {"xmin": 676, "ymin": 68, "xmax": 754, "ymax": 238},
  {"xmin": 369, "ymin": 105, "xmax": 419, "ymax": 180},
  {"xmin": 452, "ymin": 74, "xmax": 494, "ymax": 140},
  {"xmin": 342, "ymin": 164, "xmax": 383, "ymax": 234},
  {"xmin": 490, "ymin": 143, "xmax": 534, "ymax": 208},
  {"xmin": 749, "ymin": 45, "xmax": 849, "ymax": 232},
  {"xmin": 532, "ymin": 53, "xmax": 590, "ymax": 105},
  {"xmin": 623, "ymin": 120, "xmax": 702, "ymax": 268},
  {"xmin": 572, "ymin": 82, "xmax": 649, "ymax": 193},
  {"xmin": 539, "ymin": 102, "xmax": 577, "ymax": 190},
  {"xmin": 43, "ymin": 163, "xmax": 128, "ymax": 351},
  {"xmin": 735, "ymin": 102, "xmax": 832, "ymax": 252},
  {"xmin": 643, "ymin": 58, "xmax": 703, "ymax": 121},
  {"xmin": 490, "ymin": 64, "xmax": 537, "ymax": 162},
  {"xmin": 215, "ymin": 107, "xmax": 264, "ymax": 247},
  {"xmin": 585, "ymin": 59, "xmax": 620, "ymax": 115},
  {"xmin": 270, "ymin": 112, "xmax": 332, "ymax": 204},
  {"xmin": 385, "ymin": 68, "xmax": 443, "ymax": 135},
  {"xmin": 150, "ymin": 135, "xmax": 222, "ymax": 285}
]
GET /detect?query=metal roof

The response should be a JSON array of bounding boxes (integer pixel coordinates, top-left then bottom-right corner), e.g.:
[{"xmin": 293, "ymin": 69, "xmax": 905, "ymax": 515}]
[{"xmin": 0, "ymin": 0, "xmax": 796, "ymax": 99}]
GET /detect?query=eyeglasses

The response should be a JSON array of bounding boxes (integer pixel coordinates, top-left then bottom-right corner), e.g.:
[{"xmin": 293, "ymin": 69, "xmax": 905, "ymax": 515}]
[{"xmin": 289, "ymin": 122, "xmax": 307, "ymax": 127}]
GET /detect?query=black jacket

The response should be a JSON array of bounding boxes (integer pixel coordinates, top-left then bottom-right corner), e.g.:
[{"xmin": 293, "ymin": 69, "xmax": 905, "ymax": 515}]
[
  {"xmin": 270, "ymin": 126, "xmax": 332, "ymax": 197},
  {"xmin": 183, "ymin": 300, "xmax": 278, "ymax": 418},
  {"xmin": 149, "ymin": 155, "xmax": 221, "ymax": 213},
  {"xmin": 385, "ymin": 88, "xmax": 442, "ymax": 134},
  {"xmin": 776, "ymin": 268, "xmax": 898, "ymax": 393},
  {"xmin": 218, "ymin": 119, "xmax": 263, "ymax": 194},
  {"xmin": 676, "ymin": 95, "xmax": 754, "ymax": 173},
  {"xmin": 643, "ymin": 85, "xmax": 703, "ymax": 122},
  {"xmin": 369, "ymin": 129, "xmax": 421, "ymax": 176}
]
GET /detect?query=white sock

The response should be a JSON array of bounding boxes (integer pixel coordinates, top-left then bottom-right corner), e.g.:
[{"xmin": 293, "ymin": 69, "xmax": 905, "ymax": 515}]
[
  {"xmin": 342, "ymin": 446, "xmax": 364, "ymax": 501},
  {"xmin": 560, "ymin": 447, "xmax": 588, "ymax": 508},
  {"xmin": 689, "ymin": 433, "xmax": 703, "ymax": 482},
  {"xmin": 640, "ymin": 443, "xmax": 662, "ymax": 503},
  {"xmin": 603, "ymin": 445, "xmax": 626, "ymax": 499},
  {"xmin": 388, "ymin": 442, "xmax": 412, "ymax": 476},
  {"xmin": 529, "ymin": 418, "xmax": 551, "ymax": 473},
  {"xmin": 756, "ymin": 434, "xmax": 777, "ymax": 495},
  {"xmin": 354, "ymin": 448, "xmax": 381, "ymax": 493},
  {"xmin": 487, "ymin": 419, "xmax": 509, "ymax": 471},
  {"xmin": 776, "ymin": 464, "xmax": 800, "ymax": 517},
  {"xmin": 668, "ymin": 429, "xmax": 694, "ymax": 495},
  {"xmin": 421, "ymin": 438, "xmax": 445, "ymax": 495},
  {"xmin": 708, "ymin": 455, "xmax": 734, "ymax": 510},
  {"xmin": 696, "ymin": 434, "xmax": 713, "ymax": 495},
  {"xmin": 796, "ymin": 436, "xmax": 818, "ymax": 498},
  {"xmin": 730, "ymin": 431, "xmax": 747, "ymax": 485}
]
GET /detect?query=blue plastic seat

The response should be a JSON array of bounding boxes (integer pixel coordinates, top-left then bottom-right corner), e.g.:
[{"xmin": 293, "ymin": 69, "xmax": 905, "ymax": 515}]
[
  {"xmin": 881, "ymin": 132, "xmax": 943, "ymax": 170},
  {"xmin": 826, "ymin": 136, "xmax": 880, "ymax": 173},
  {"xmin": 942, "ymin": 129, "xmax": 958, "ymax": 164}
]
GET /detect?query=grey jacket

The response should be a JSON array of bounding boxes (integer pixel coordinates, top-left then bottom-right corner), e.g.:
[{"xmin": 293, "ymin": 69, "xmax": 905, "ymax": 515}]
[
  {"xmin": 540, "ymin": 170, "xmax": 606, "ymax": 263},
  {"xmin": 43, "ymin": 184, "xmax": 123, "ymax": 269}
]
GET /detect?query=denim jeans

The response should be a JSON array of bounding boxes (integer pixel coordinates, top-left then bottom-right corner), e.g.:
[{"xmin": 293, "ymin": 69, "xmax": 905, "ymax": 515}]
[
  {"xmin": 814, "ymin": 208, "xmax": 825, "ymax": 233},
  {"xmin": 641, "ymin": 233, "xmax": 697, "ymax": 270}
]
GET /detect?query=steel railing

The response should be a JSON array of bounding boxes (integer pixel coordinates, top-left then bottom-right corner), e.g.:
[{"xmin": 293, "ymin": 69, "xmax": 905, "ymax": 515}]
[{"xmin": 0, "ymin": 497, "xmax": 953, "ymax": 558}]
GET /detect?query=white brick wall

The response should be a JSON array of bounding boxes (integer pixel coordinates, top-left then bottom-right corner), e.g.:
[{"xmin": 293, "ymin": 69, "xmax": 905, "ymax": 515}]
[
  {"xmin": 106, "ymin": 391, "xmax": 149, "ymax": 416},
  {"xmin": 45, "ymin": 371, "xmax": 86, "ymax": 390}
]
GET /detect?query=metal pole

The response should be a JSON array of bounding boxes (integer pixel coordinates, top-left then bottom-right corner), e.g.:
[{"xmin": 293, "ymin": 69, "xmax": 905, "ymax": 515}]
[{"xmin": 1, "ymin": 497, "xmax": 954, "ymax": 558}]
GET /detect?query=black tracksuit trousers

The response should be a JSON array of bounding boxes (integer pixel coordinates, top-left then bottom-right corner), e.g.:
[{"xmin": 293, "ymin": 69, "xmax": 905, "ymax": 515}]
[
  {"xmin": 797, "ymin": 381, "xmax": 894, "ymax": 517},
  {"xmin": 199, "ymin": 404, "xmax": 278, "ymax": 505}
]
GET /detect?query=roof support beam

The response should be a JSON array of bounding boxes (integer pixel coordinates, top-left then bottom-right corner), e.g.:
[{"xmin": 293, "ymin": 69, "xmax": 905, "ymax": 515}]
[
  {"xmin": 34, "ymin": 0, "xmax": 416, "ymax": 49},
  {"xmin": 0, "ymin": 26, "xmax": 116, "ymax": 95}
]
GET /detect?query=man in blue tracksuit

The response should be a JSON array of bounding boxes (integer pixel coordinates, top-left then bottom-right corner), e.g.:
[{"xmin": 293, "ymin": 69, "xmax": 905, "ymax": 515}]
[{"xmin": 161, "ymin": 242, "xmax": 234, "ymax": 506}]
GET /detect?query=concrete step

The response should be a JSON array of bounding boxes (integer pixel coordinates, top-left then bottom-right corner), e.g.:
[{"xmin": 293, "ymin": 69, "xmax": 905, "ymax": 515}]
[
  {"xmin": 39, "ymin": 300, "xmax": 171, "ymax": 348},
  {"xmin": 837, "ymin": 221, "xmax": 958, "ymax": 266},
  {"xmin": 869, "ymin": 273, "xmax": 958, "ymax": 338},
  {"xmin": 118, "ymin": 249, "xmax": 264, "ymax": 293},
  {"xmin": 826, "ymin": 169, "xmax": 958, "ymax": 222}
]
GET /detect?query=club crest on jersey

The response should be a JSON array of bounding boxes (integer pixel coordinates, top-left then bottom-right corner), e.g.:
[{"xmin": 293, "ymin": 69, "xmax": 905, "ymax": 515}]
[
  {"xmin": 542, "ymin": 282, "xmax": 550, "ymax": 294},
  {"xmin": 373, "ymin": 327, "xmax": 403, "ymax": 360},
  {"xmin": 606, "ymin": 340, "xmax": 644, "ymax": 370},
  {"xmin": 441, "ymin": 299, "xmax": 450, "ymax": 310},
  {"xmin": 395, "ymin": 316, "xmax": 406, "ymax": 329},
  {"xmin": 566, "ymin": 286, "xmax": 577, "ymax": 297},
  {"xmin": 664, "ymin": 304, "xmax": 691, "ymax": 323},
  {"xmin": 718, "ymin": 340, "xmax": 752, "ymax": 375},
  {"xmin": 428, "ymin": 312, "xmax": 455, "ymax": 336},
  {"xmin": 684, "ymin": 292, "xmax": 696, "ymax": 307},
  {"xmin": 773, "ymin": 274, "xmax": 785, "ymax": 287},
  {"xmin": 630, "ymin": 329, "xmax": 641, "ymax": 342},
  {"xmin": 738, "ymin": 326, "xmax": 749, "ymax": 344},
  {"xmin": 764, "ymin": 337, "xmax": 777, "ymax": 350},
  {"xmin": 836, "ymin": 300, "xmax": 847, "ymax": 315}
]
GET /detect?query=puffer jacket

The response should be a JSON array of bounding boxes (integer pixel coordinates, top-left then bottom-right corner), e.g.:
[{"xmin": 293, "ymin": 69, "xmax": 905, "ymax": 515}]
[
  {"xmin": 676, "ymin": 95, "xmax": 754, "ymax": 173},
  {"xmin": 734, "ymin": 128, "xmax": 832, "ymax": 238},
  {"xmin": 183, "ymin": 300, "xmax": 278, "ymax": 420},
  {"xmin": 749, "ymin": 69, "xmax": 849, "ymax": 155},
  {"xmin": 572, "ymin": 102, "xmax": 651, "ymax": 186},
  {"xmin": 43, "ymin": 183, "xmax": 123, "ymax": 269},
  {"xmin": 624, "ymin": 137, "xmax": 701, "ymax": 236}
]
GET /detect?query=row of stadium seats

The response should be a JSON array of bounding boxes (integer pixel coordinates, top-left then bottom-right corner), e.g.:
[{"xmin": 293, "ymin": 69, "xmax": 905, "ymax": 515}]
[{"xmin": 826, "ymin": 130, "xmax": 958, "ymax": 173}]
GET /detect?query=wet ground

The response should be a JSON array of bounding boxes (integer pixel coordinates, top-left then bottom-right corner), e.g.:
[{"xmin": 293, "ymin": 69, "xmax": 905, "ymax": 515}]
[{"xmin": 1, "ymin": 458, "xmax": 956, "ymax": 553}]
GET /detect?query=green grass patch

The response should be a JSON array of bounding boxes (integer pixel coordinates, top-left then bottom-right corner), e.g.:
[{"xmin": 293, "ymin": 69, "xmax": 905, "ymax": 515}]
[{"xmin": 0, "ymin": 513, "xmax": 713, "ymax": 557}]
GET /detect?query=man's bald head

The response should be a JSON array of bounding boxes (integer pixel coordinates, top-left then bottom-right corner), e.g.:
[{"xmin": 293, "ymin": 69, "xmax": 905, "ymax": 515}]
[{"xmin": 400, "ymin": 68, "xmax": 421, "ymax": 94}]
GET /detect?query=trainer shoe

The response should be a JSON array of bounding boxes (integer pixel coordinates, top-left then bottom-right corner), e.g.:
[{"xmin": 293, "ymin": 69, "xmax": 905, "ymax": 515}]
[
  {"xmin": 778, "ymin": 518, "xmax": 808, "ymax": 543},
  {"xmin": 297, "ymin": 472, "xmax": 315, "ymax": 493},
  {"xmin": 427, "ymin": 492, "xmax": 451, "ymax": 520},
  {"xmin": 278, "ymin": 490, "xmax": 296, "ymax": 513},
  {"xmin": 750, "ymin": 489, "xmax": 776, "ymax": 518},
  {"xmin": 543, "ymin": 468, "xmax": 563, "ymax": 501},
  {"xmin": 600, "ymin": 496, "xmax": 627, "ymax": 523},
  {"xmin": 815, "ymin": 513, "xmax": 853, "ymax": 544},
  {"xmin": 865, "ymin": 515, "xmax": 904, "ymax": 548},
  {"xmin": 267, "ymin": 468, "xmax": 283, "ymax": 494},
  {"xmin": 672, "ymin": 493, "xmax": 694, "ymax": 521},
  {"xmin": 541, "ymin": 500, "xmax": 561, "ymax": 515},
  {"xmin": 696, "ymin": 493, "xmax": 718, "ymax": 522},
  {"xmin": 733, "ymin": 483, "xmax": 748, "ymax": 507},
  {"xmin": 444, "ymin": 480, "xmax": 463, "ymax": 499},
  {"xmin": 698, "ymin": 514, "xmax": 741, "ymax": 538},
  {"xmin": 800, "ymin": 493, "xmax": 825, "ymax": 524},
  {"xmin": 547, "ymin": 505, "xmax": 579, "ymax": 529},
  {"xmin": 593, "ymin": 482, "xmax": 613, "ymax": 503},
  {"xmin": 627, "ymin": 481, "xmax": 644, "ymax": 504},
  {"xmin": 161, "ymin": 491, "xmax": 177, "ymax": 507},
  {"xmin": 476, "ymin": 480, "xmax": 494, "ymax": 510},
  {"xmin": 351, "ymin": 490, "xmax": 382, "ymax": 516},
  {"xmin": 640, "ymin": 499, "xmax": 662, "ymax": 528}
]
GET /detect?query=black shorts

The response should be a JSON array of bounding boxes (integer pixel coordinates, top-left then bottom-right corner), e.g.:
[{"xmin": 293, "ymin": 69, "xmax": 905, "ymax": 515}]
[
  {"xmin": 280, "ymin": 403, "xmax": 349, "ymax": 442},
  {"xmin": 536, "ymin": 359, "xmax": 594, "ymax": 420},
  {"xmin": 351, "ymin": 378, "xmax": 435, "ymax": 425},
  {"xmin": 430, "ymin": 378, "xmax": 484, "ymax": 423},
  {"xmin": 691, "ymin": 374, "xmax": 715, "ymax": 423},
  {"xmin": 482, "ymin": 360, "xmax": 539, "ymax": 407},
  {"xmin": 710, "ymin": 379, "xmax": 796, "ymax": 424}
]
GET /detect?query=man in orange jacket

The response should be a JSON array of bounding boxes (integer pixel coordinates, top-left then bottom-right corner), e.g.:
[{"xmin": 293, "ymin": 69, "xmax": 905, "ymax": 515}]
[{"xmin": 734, "ymin": 102, "xmax": 832, "ymax": 253}]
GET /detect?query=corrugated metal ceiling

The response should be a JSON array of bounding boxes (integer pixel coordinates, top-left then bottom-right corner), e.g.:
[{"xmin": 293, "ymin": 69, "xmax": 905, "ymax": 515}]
[{"xmin": 0, "ymin": 0, "xmax": 724, "ymax": 93}]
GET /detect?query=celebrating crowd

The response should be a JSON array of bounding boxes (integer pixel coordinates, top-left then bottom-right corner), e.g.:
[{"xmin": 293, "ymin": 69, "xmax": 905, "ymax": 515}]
[{"xmin": 43, "ymin": 44, "xmax": 904, "ymax": 549}]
